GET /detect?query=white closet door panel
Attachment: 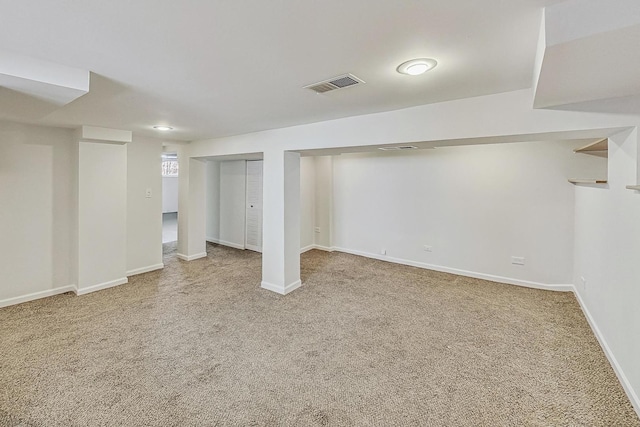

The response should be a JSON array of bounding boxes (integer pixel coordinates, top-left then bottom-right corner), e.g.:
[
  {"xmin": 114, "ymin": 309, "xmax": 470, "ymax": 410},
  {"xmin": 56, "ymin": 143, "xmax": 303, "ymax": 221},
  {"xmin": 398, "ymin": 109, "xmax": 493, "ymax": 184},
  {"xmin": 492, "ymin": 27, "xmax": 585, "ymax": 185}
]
[{"xmin": 245, "ymin": 160, "xmax": 263, "ymax": 252}]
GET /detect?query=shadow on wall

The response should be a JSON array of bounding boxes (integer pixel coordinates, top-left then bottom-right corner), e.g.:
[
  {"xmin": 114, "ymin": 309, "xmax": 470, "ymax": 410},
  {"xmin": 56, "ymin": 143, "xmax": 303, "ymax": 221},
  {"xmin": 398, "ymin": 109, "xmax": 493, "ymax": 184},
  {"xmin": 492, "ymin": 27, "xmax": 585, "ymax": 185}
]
[{"xmin": 0, "ymin": 122, "xmax": 75, "ymax": 299}]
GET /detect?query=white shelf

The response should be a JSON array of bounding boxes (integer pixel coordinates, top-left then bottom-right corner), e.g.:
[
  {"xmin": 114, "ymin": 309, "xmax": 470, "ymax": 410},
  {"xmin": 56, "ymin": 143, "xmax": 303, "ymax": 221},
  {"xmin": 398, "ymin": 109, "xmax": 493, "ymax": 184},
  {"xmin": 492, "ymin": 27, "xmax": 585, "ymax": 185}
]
[
  {"xmin": 574, "ymin": 139, "xmax": 608, "ymax": 158},
  {"xmin": 570, "ymin": 140, "xmax": 609, "ymax": 186},
  {"xmin": 568, "ymin": 179, "xmax": 607, "ymax": 185},
  {"xmin": 626, "ymin": 185, "xmax": 640, "ymax": 191}
]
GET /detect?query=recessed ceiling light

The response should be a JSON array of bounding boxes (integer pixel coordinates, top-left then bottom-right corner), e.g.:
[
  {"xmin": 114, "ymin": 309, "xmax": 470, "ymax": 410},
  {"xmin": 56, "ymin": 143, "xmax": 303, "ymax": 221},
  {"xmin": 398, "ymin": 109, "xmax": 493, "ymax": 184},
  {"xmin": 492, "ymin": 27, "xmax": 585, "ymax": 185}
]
[
  {"xmin": 153, "ymin": 125, "xmax": 173, "ymax": 131},
  {"xmin": 397, "ymin": 58, "xmax": 438, "ymax": 76}
]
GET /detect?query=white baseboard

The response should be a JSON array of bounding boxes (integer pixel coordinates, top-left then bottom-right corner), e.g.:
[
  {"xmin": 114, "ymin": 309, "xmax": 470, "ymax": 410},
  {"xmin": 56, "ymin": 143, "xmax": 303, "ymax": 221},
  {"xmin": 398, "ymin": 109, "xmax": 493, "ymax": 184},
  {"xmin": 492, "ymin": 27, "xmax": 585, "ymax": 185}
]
[
  {"xmin": 208, "ymin": 242, "xmax": 323, "ymax": 254},
  {"xmin": 261, "ymin": 279, "xmax": 302, "ymax": 295},
  {"xmin": 0, "ymin": 285, "xmax": 76, "ymax": 308},
  {"xmin": 206, "ymin": 237, "xmax": 245, "ymax": 250},
  {"xmin": 76, "ymin": 277, "xmax": 128, "ymax": 296},
  {"xmin": 177, "ymin": 252, "xmax": 207, "ymax": 261},
  {"xmin": 127, "ymin": 263, "xmax": 164, "ymax": 277},
  {"xmin": 300, "ymin": 244, "xmax": 333, "ymax": 253},
  {"xmin": 573, "ymin": 287, "xmax": 640, "ymax": 416},
  {"xmin": 206, "ymin": 241, "xmax": 324, "ymax": 254},
  {"xmin": 300, "ymin": 244, "xmax": 315, "ymax": 253},
  {"xmin": 331, "ymin": 246, "xmax": 573, "ymax": 292}
]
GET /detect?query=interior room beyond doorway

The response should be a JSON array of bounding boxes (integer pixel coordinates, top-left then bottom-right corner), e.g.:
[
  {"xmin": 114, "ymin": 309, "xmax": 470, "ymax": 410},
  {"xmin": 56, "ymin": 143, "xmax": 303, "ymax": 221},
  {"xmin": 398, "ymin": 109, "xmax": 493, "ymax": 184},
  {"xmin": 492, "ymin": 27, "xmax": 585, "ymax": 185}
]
[{"xmin": 162, "ymin": 152, "xmax": 179, "ymax": 244}]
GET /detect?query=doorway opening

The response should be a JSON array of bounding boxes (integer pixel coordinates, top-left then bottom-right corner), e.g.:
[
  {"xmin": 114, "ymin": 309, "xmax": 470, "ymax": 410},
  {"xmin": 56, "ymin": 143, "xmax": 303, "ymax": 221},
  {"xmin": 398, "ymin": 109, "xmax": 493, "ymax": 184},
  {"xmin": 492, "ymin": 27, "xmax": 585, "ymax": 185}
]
[
  {"xmin": 204, "ymin": 155, "xmax": 265, "ymax": 258},
  {"xmin": 162, "ymin": 152, "xmax": 179, "ymax": 247}
]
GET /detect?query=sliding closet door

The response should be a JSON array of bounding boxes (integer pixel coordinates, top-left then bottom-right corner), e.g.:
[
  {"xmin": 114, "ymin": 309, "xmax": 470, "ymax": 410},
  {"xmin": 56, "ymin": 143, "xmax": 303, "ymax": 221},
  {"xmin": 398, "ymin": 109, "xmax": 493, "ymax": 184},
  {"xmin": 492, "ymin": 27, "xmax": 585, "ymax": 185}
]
[{"xmin": 245, "ymin": 160, "xmax": 263, "ymax": 252}]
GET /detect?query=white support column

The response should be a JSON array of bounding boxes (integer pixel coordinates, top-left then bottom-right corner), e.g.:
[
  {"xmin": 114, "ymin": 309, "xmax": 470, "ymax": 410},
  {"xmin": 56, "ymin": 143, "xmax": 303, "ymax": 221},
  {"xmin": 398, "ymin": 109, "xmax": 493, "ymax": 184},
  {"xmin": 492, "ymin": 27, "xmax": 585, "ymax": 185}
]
[
  {"xmin": 261, "ymin": 150, "xmax": 301, "ymax": 294},
  {"xmin": 177, "ymin": 156, "xmax": 207, "ymax": 261},
  {"xmin": 74, "ymin": 126, "xmax": 131, "ymax": 295},
  {"xmin": 635, "ymin": 129, "xmax": 640, "ymax": 185}
]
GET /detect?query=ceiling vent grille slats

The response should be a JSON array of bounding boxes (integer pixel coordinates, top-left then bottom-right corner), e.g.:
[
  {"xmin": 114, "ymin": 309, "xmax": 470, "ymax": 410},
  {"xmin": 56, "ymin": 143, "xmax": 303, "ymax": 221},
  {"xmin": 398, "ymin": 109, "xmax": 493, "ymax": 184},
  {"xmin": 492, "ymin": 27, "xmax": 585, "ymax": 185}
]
[
  {"xmin": 310, "ymin": 83, "xmax": 337, "ymax": 93},
  {"xmin": 305, "ymin": 73, "xmax": 364, "ymax": 94}
]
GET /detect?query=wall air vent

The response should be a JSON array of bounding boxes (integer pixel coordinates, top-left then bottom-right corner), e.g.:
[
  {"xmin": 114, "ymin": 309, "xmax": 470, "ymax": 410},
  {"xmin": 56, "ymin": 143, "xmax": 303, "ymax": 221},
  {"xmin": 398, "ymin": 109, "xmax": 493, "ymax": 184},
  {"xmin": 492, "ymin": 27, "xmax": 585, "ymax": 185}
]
[
  {"xmin": 378, "ymin": 146, "xmax": 418, "ymax": 151},
  {"xmin": 305, "ymin": 73, "xmax": 365, "ymax": 94}
]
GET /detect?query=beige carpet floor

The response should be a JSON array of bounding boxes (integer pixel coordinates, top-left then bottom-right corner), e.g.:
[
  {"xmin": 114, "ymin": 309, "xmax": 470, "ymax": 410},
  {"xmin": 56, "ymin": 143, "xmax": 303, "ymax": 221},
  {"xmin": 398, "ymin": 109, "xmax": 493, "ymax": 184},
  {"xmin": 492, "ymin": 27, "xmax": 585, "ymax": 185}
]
[{"xmin": 0, "ymin": 242, "xmax": 638, "ymax": 426}]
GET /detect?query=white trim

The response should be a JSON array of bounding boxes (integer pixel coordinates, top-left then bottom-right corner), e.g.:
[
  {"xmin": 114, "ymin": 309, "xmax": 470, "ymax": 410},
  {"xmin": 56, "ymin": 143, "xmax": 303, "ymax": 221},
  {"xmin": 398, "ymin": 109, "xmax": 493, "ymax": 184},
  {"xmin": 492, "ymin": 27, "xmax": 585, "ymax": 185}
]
[
  {"xmin": 177, "ymin": 252, "xmax": 207, "ymax": 261},
  {"xmin": 573, "ymin": 287, "xmax": 640, "ymax": 416},
  {"xmin": 300, "ymin": 244, "xmax": 315, "ymax": 253},
  {"xmin": 311, "ymin": 244, "xmax": 334, "ymax": 252},
  {"xmin": 261, "ymin": 279, "xmax": 302, "ymax": 295},
  {"xmin": 245, "ymin": 244, "xmax": 262, "ymax": 253},
  {"xmin": 76, "ymin": 277, "xmax": 128, "ymax": 296},
  {"xmin": 126, "ymin": 263, "xmax": 164, "ymax": 277},
  {"xmin": 330, "ymin": 246, "xmax": 573, "ymax": 292},
  {"xmin": 206, "ymin": 238, "xmax": 245, "ymax": 250},
  {"xmin": 0, "ymin": 285, "xmax": 76, "ymax": 308}
]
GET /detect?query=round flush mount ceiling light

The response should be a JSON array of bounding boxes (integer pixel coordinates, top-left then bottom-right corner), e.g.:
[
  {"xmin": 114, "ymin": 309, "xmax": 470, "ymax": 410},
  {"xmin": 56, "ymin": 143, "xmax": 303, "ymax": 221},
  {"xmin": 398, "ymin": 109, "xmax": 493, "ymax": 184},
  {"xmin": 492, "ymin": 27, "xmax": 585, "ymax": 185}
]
[
  {"xmin": 397, "ymin": 58, "xmax": 438, "ymax": 76},
  {"xmin": 153, "ymin": 125, "xmax": 173, "ymax": 131}
]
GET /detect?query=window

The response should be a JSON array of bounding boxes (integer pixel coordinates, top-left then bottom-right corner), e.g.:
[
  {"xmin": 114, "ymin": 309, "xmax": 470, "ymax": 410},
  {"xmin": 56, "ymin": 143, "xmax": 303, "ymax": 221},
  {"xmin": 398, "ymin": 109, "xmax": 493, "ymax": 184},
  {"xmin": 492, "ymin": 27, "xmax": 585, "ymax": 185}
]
[{"xmin": 162, "ymin": 159, "xmax": 179, "ymax": 177}]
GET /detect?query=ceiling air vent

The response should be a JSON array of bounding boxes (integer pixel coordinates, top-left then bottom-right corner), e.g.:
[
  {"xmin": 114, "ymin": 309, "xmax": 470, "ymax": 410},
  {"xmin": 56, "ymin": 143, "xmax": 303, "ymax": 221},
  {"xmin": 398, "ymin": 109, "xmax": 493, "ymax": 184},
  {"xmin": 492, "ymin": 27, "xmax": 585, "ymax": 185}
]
[
  {"xmin": 378, "ymin": 146, "xmax": 418, "ymax": 151},
  {"xmin": 305, "ymin": 73, "xmax": 365, "ymax": 94}
]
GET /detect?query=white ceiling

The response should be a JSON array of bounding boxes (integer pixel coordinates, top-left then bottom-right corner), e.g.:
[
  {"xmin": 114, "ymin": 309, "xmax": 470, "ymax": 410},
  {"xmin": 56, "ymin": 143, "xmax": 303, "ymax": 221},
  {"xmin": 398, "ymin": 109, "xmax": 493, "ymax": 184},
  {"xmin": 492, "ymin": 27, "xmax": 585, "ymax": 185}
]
[{"xmin": 0, "ymin": 0, "xmax": 560, "ymax": 141}]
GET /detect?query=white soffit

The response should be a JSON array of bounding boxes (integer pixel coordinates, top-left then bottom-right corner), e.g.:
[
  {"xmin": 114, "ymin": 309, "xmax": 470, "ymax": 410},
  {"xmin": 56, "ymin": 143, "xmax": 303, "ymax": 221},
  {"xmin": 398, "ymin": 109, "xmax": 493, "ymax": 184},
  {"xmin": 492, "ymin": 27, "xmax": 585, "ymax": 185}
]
[
  {"xmin": 534, "ymin": 0, "xmax": 640, "ymax": 110},
  {"xmin": 0, "ymin": 49, "xmax": 89, "ymax": 106},
  {"xmin": 545, "ymin": 0, "xmax": 640, "ymax": 47},
  {"xmin": 79, "ymin": 126, "xmax": 132, "ymax": 144}
]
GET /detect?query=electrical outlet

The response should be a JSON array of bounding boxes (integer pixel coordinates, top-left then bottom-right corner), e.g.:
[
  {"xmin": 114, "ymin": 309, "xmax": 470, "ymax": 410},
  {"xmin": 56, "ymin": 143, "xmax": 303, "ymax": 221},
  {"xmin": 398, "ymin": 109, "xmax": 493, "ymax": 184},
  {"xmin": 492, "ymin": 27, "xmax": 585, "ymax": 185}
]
[
  {"xmin": 381, "ymin": 248, "xmax": 386, "ymax": 255},
  {"xmin": 511, "ymin": 256, "xmax": 525, "ymax": 266},
  {"xmin": 314, "ymin": 227, "xmax": 320, "ymax": 233},
  {"xmin": 423, "ymin": 245, "xmax": 432, "ymax": 252},
  {"xmin": 581, "ymin": 276, "xmax": 587, "ymax": 289},
  {"xmin": 145, "ymin": 188, "xmax": 152, "ymax": 198}
]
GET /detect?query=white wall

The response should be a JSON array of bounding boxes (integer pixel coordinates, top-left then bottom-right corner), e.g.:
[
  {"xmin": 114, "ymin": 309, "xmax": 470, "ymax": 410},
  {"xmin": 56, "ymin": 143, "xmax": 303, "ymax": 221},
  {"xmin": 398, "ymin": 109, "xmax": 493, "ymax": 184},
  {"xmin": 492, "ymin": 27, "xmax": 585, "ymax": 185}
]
[
  {"xmin": 330, "ymin": 140, "xmax": 606, "ymax": 287},
  {"xmin": 218, "ymin": 160, "xmax": 246, "ymax": 249},
  {"xmin": 573, "ymin": 128, "xmax": 640, "ymax": 413},
  {"xmin": 162, "ymin": 176, "xmax": 179, "ymax": 213},
  {"xmin": 0, "ymin": 121, "xmax": 166, "ymax": 305},
  {"xmin": 182, "ymin": 158, "xmax": 207, "ymax": 259},
  {"xmin": 0, "ymin": 121, "xmax": 75, "ymax": 304},
  {"xmin": 205, "ymin": 161, "xmax": 220, "ymax": 242},
  {"xmin": 314, "ymin": 156, "xmax": 333, "ymax": 249},
  {"xmin": 127, "ymin": 136, "xmax": 163, "ymax": 275},
  {"xmin": 77, "ymin": 141, "xmax": 127, "ymax": 291},
  {"xmin": 300, "ymin": 156, "xmax": 315, "ymax": 250}
]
